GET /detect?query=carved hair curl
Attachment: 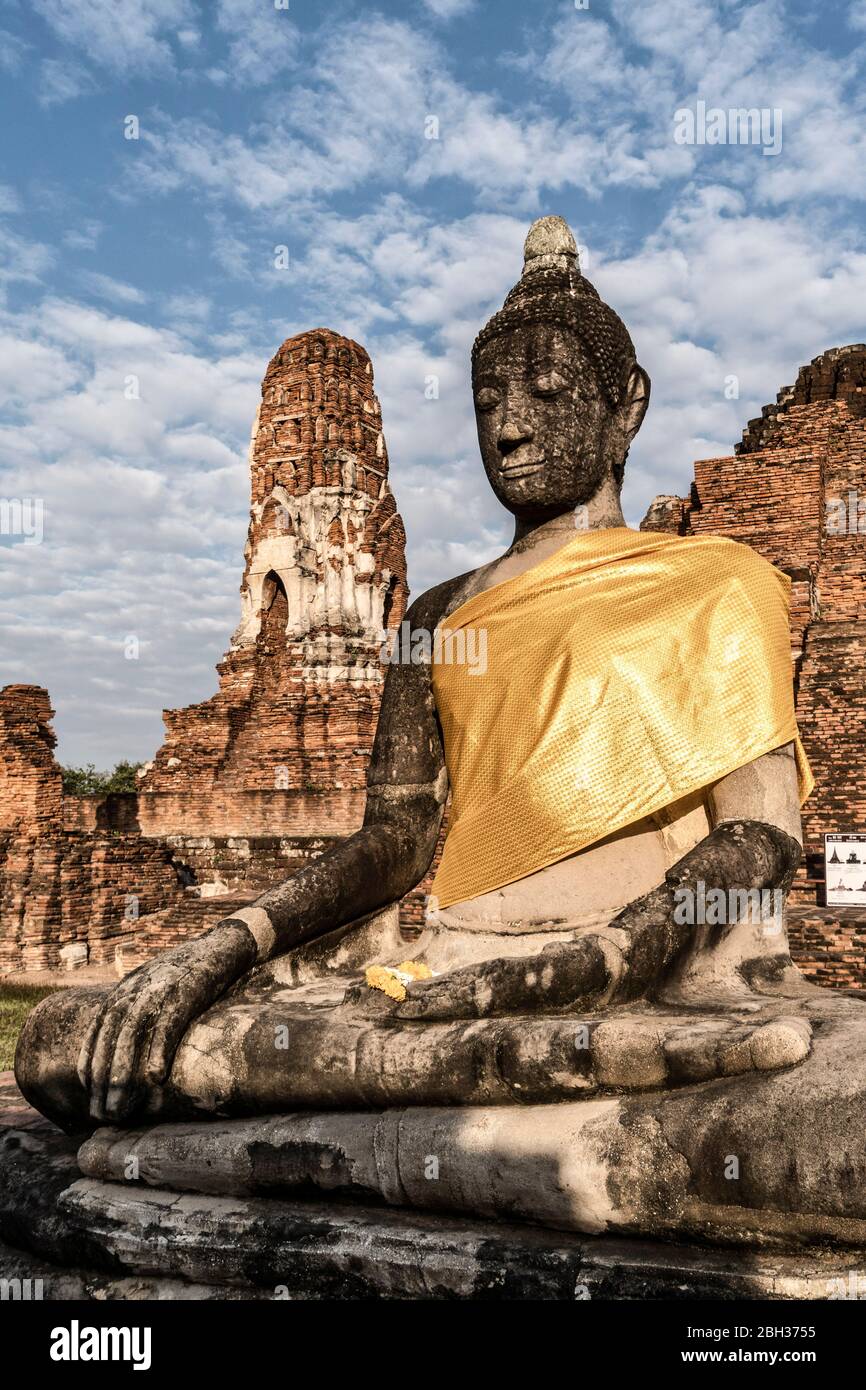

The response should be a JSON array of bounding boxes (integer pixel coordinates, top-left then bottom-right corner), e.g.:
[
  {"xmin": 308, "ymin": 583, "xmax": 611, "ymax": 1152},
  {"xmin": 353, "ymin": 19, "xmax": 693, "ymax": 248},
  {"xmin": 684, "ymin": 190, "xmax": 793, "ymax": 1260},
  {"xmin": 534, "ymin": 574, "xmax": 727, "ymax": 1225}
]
[{"xmin": 472, "ymin": 266, "xmax": 637, "ymax": 411}]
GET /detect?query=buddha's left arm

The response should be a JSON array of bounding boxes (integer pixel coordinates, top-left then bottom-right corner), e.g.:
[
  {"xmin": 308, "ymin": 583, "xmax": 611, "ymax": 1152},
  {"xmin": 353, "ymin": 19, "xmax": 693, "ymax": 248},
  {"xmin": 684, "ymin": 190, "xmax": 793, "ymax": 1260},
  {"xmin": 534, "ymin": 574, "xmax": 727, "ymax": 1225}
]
[
  {"xmin": 608, "ymin": 742, "xmax": 803, "ymax": 1002},
  {"xmin": 395, "ymin": 744, "xmax": 804, "ymax": 1020}
]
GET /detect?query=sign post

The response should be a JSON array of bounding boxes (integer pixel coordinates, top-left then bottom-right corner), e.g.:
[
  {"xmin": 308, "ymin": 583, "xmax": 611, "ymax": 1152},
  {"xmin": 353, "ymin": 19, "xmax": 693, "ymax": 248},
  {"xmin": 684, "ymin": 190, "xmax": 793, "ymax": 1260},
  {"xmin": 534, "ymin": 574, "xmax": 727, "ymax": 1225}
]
[{"xmin": 824, "ymin": 833, "xmax": 866, "ymax": 907}]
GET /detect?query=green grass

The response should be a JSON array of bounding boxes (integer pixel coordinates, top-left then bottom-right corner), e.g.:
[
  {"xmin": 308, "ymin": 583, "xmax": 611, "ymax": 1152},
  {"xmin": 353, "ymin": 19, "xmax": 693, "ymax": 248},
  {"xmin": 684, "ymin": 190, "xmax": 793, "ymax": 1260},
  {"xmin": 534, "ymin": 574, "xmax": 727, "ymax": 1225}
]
[{"xmin": 0, "ymin": 984, "xmax": 60, "ymax": 1072}]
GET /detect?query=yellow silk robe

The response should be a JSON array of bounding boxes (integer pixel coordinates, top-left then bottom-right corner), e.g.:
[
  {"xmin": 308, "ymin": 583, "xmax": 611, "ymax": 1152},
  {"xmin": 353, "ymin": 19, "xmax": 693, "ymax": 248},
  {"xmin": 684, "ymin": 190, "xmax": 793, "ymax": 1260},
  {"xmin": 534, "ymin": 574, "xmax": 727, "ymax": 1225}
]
[{"xmin": 430, "ymin": 527, "xmax": 812, "ymax": 909}]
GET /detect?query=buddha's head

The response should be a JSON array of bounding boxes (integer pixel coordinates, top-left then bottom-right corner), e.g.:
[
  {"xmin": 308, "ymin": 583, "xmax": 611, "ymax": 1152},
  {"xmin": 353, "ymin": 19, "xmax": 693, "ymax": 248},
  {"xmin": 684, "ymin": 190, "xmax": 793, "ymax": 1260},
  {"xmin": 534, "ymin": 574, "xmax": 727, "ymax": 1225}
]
[{"xmin": 472, "ymin": 216, "xmax": 650, "ymax": 521}]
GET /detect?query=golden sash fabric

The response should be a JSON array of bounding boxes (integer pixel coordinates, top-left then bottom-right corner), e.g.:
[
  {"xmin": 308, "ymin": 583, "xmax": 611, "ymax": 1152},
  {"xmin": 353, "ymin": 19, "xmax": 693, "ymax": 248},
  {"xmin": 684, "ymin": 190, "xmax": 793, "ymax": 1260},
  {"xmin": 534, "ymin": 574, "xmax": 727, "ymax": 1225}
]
[{"xmin": 430, "ymin": 527, "xmax": 813, "ymax": 909}]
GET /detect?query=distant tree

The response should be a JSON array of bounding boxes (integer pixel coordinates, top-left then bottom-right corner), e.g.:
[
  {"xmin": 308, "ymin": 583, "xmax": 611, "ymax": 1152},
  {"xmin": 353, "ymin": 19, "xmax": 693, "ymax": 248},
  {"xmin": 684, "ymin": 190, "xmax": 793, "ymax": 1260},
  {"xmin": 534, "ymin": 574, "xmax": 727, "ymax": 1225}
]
[
  {"xmin": 62, "ymin": 761, "xmax": 143, "ymax": 795},
  {"xmin": 103, "ymin": 760, "xmax": 143, "ymax": 793},
  {"xmin": 62, "ymin": 764, "xmax": 106, "ymax": 795}
]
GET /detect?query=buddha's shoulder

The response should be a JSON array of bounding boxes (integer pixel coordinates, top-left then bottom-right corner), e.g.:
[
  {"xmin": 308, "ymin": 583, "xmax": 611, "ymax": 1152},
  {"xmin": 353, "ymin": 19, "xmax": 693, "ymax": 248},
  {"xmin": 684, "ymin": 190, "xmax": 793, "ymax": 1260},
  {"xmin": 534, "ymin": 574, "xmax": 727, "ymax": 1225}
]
[
  {"xmin": 660, "ymin": 532, "xmax": 785, "ymax": 587},
  {"xmin": 406, "ymin": 567, "xmax": 487, "ymax": 629}
]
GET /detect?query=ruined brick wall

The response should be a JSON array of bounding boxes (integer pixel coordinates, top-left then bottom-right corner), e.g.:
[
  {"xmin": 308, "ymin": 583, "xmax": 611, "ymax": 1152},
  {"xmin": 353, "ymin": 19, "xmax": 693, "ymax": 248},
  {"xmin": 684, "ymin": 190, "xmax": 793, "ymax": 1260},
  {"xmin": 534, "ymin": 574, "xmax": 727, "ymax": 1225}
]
[
  {"xmin": 736, "ymin": 343, "xmax": 866, "ymax": 454},
  {"xmin": 0, "ymin": 686, "xmax": 64, "ymax": 834},
  {"xmin": 641, "ymin": 345, "xmax": 866, "ymax": 987},
  {"xmin": 0, "ymin": 688, "xmax": 185, "ymax": 972},
  {"xmin": 64, "ymin": 789, "xmax": 366, "ymax": 839},
  {"xmin": 0, "ymin": 834, "xmax": 183, "ymax": 972},
  {"xmin": 786, "ymin": 905, "xmax": 866, "ymax": 990}
]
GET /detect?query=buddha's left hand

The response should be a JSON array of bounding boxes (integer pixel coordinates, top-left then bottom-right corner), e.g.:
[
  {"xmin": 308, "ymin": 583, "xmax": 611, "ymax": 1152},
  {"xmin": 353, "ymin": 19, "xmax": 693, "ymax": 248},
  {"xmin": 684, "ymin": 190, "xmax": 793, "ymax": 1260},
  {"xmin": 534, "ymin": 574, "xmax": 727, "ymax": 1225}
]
[
  {"xmin": 393, "ymin": 883, "xmax": 676, "ymax": 1021},
  {"xmin": 394, "ymin": 818, "xmax": 803, "ymax": 1020}
]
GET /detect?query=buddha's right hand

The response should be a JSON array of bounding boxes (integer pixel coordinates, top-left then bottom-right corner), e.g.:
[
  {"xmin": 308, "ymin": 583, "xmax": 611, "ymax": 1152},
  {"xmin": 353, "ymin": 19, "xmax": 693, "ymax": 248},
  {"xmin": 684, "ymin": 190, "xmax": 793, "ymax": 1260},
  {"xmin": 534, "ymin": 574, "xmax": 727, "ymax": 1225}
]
[{"xmin": 77, "ymin": 920, "xmax": 258, "ymax": 1124}]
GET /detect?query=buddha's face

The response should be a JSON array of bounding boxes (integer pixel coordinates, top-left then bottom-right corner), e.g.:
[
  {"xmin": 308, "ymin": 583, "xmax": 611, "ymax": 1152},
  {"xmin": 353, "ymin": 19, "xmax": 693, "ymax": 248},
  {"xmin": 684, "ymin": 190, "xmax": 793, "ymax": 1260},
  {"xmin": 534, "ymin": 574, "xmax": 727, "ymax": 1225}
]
[{"xmin": 473, "ymin": 322, "xmax": 625, "ymax": 518}]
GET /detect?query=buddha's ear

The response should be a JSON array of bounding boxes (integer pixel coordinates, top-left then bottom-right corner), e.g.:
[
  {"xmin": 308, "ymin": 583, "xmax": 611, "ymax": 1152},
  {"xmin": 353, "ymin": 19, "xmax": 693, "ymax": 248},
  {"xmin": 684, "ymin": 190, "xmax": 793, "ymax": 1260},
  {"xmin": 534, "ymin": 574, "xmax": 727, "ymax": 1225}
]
[{"xmin": 622, "ymin": 363, "xmax": 650, "ymax": 443}]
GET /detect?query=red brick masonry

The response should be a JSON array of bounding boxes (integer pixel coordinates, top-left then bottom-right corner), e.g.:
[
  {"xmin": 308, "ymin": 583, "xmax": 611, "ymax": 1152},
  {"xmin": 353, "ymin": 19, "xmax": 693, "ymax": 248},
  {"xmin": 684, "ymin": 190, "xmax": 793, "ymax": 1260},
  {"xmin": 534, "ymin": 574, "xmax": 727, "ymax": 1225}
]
[{"xmin": 642, "ymin": 345, "xmax": 866, "ymax": 988}]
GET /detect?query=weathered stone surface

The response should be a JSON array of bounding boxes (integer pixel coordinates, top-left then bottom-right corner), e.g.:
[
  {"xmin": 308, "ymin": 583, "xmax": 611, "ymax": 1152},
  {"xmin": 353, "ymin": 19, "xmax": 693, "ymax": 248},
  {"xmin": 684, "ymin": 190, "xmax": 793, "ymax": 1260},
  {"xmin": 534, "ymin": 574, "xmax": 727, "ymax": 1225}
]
[
  {"xmin": 45, "ymin": 988, "xmax": 859, "ymax": 1251},
  {"xmin": 0, "ymin": 1240, "xmax": 259, "ymax": 1301},
  {"xmin": 0, "ymin": 1076, "xmax": 861, "ymax": 1300}
]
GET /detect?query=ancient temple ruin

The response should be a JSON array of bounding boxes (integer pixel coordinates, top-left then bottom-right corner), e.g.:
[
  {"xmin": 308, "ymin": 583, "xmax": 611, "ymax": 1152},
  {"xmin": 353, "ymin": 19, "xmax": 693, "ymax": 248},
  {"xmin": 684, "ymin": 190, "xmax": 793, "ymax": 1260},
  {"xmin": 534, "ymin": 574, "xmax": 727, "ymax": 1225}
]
[
  {"xmin": 2, "ymin": 341, "xmax": 865, "ymax": 983},
  {"xmin": 0, "ymin": 329, "xmax": 409, "ymax": 973},
  {"xmin": 0, "ymin": 686, "xmax": 181, "ymax": 972},
  {"xmin": 142, "ymin": 329, "xmax": 407, "ymax": 797}
]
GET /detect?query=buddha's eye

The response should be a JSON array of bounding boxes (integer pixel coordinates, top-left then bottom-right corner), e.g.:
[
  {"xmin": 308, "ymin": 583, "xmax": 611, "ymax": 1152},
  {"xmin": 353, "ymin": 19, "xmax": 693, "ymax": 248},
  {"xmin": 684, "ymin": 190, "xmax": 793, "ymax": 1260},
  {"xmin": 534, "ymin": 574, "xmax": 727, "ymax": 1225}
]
[
  {"xmin": 474, "ymin": 387, "xmax": 501, "ymax": 412},
  {"xmin": 533, "ymin": 371, "xmax": 569, "ymax": 398}
]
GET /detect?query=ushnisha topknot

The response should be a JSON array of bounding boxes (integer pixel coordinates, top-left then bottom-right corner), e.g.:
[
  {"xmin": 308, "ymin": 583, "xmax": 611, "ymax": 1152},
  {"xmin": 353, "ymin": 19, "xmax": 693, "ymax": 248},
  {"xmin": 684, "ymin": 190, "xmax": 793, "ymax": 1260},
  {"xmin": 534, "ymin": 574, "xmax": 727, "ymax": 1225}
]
[{"xmin": 472, "ymin": 214, "xmax": 637, "ymax": 409}]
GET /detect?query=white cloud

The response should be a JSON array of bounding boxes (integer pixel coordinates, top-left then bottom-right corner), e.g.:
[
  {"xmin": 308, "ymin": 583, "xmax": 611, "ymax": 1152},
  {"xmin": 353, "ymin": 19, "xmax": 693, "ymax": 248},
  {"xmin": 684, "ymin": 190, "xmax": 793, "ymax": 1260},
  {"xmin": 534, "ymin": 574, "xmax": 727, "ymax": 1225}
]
[
  {"xmin": 78, "ymin": 271, "xmax": 148, "ymax": 305},
  {"xmin": 209, "ymin": 0, "xmax": 298, "ymax": 87},
  {"xmin": 62, "ymin": 220, "xmax": 103, "ymax": 252},
  {"xmin": 128, "ymin": 14, "xmax": 663, "ymax": 215},
  {"xmin": 31, "ymin": 0, "xmax": 197, "ymax": 77},
  {"xmin": 38, "ymin": 58, "xmax": 95, "ymax": 106},
  {"xmin": 593, "ymin": 185, "xmax": 866, "ymax": 520},
  {"xmin": 850, "ymin": 1, "xmax": 866, "ymax": 31},
  {"xmin": 0, "ymin": 222, "xmax": 53, "ymax": 292},
  {"xmin": 422, "ymin": 0, "xmax": 476, "ymax": 18},
  {"xmin": 0, "ymin": 26, "xmax": 28, "ymax": 72},
  {"xmin": 162, "ymin": 292, "xmax": 211, "ymax": 323},
  {"xmin": 0, "ymin": 333, "xmax": 81, "ymax": 405},
  {"xmin": 535, "ymin": 0, "xmax": 866, "ymax": 204},
  {"xmin": 0, "ymin": 294, "xmax": 261, "ymax": 763}
]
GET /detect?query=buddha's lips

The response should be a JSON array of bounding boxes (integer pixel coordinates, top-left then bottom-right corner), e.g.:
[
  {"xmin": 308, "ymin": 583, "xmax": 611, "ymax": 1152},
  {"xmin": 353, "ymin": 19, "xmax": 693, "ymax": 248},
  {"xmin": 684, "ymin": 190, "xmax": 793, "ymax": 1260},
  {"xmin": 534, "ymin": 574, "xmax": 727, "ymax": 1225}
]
[{"xmin": 499, "ymin": 459, "xmax": 544, "ymax": 479}]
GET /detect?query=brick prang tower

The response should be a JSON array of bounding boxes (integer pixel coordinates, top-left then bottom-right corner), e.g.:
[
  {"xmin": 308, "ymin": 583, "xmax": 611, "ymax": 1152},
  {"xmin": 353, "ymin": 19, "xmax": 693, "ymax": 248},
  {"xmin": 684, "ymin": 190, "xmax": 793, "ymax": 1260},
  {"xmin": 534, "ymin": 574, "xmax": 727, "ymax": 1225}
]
[{"xmin": 142, "ymin": 329, "xmax": 408, "ymax": 796}]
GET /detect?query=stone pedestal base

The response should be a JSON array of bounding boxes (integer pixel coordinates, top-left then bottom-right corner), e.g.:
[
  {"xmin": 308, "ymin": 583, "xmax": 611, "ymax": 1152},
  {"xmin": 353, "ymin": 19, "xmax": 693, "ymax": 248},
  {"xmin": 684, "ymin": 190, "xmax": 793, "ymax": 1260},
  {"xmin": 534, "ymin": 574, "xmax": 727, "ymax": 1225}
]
[
  {"xmin": 1, "ymin": 1076, "xmax": 864, "ymax": 1301},
  {"xmin": 1, "ymin": 1178, "xmax": 862, "ymax": 1301}
]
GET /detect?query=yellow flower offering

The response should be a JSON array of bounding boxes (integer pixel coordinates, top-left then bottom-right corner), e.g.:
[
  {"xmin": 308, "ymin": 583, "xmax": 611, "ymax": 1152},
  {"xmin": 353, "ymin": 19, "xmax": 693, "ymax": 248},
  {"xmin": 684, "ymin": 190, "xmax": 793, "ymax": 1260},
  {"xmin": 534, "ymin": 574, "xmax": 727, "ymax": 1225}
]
[{"xmin": 365, "ymin": 960, "xmax": 433, "ymax": 1002}]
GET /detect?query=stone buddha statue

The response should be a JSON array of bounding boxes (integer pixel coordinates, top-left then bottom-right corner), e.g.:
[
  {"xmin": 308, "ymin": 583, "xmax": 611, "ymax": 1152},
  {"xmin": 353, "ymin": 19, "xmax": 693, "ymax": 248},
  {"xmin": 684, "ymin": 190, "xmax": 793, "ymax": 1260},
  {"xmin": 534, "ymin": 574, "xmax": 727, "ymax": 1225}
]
[{"xmin": 17, "ymin": 218, "xmax": 866, "ymax": 1250}]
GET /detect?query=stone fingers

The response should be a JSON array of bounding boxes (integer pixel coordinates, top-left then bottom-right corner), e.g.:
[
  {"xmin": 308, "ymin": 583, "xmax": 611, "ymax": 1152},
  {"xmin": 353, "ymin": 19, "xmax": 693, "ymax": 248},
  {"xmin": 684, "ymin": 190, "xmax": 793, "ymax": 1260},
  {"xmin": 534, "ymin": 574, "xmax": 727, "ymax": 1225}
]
[
  {"xmin": 76, "ymin": 973, "xmax": 142, "ymax": 1095},
  {"xmin": 102, "ymin": 965, "xmax": 205, "ymax": 1117},
  {"xmin": 87, "ymin": 994, "xmax": 150, "ymax": 1122},
  {"xmin": 394, "ymin": 970, "xmax": 484, "ymax": 1020},
  {"xmin": 144, "ymin": 987, "xmax": 198, "ymax": 1087},
  {"xmin": 83, "ymin": 965, "xmax": 183, "ymax": 1120},
  {"xmin": 103, "ymin": 996, "xmax": 165, "ymax": 1122},
  {"xmin": 77, "ymin": 1004, "xmax": 107, "ymax": 1094}
]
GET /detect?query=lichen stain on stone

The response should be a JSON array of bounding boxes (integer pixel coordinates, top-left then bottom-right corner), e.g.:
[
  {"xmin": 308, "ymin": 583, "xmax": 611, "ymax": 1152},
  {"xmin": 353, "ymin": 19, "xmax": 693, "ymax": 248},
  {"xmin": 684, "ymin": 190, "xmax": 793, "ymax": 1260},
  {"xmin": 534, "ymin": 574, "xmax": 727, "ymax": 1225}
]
[
  {"xmin": 246, "ymin": 1139, "xmax": 382, "ymax": 1204},
  {"xmin": 604, "ymin": 1105, "xmax": 691, "ymax": 1229}
]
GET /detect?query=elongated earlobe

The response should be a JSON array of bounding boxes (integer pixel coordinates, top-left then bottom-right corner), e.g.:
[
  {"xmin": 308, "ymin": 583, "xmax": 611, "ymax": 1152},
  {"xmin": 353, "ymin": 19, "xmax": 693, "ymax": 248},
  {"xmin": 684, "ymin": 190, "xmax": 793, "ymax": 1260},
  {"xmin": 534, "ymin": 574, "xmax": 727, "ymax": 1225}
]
[{"xmin": 624, "ymin": 364, "xmax": 651, "ymax": 443}]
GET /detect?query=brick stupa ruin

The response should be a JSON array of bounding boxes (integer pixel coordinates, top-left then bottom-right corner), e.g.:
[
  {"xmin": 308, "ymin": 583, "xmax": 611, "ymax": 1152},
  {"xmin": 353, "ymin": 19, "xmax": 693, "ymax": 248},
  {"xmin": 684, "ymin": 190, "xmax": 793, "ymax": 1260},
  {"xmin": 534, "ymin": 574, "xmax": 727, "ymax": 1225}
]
[
  {"xmin": 0, "ymin": 329, "xmax": 414, "ymax": 973},
  {"xmin": 141, "ymin": 329, "xmax": 407, "ymax": 798}
]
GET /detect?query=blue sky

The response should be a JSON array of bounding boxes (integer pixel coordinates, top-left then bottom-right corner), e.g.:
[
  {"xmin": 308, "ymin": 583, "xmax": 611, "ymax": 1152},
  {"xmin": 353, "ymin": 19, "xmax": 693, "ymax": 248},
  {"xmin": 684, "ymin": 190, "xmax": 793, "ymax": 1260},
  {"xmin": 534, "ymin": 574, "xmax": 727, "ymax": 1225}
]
[{"xmin": 1, "ymin": 0, "xmax": 865, "ymax": 765}]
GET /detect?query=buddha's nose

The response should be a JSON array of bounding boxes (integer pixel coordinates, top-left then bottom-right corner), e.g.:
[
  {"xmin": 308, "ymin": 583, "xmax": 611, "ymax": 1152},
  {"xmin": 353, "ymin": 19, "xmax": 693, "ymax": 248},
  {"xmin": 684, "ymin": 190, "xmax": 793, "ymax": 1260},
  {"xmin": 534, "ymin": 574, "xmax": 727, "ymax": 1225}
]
[{"xmin": 499, "ymin": 416, "xmax": 534, "ymax": 453}]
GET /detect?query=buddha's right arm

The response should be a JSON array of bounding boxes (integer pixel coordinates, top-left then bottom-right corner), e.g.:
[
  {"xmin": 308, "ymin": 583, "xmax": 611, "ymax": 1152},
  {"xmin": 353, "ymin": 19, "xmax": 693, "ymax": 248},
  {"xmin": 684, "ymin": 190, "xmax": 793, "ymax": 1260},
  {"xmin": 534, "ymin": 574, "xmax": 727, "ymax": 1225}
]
[
  {"xmin": 75, "ymin": 591, "xmax": 452, "ymax": 1122},
  {"xmin": 232, "ymin": 651, "xmax": 448, "ymax": 959},
  {"xmin": 229, "ymin": 577, "xmax": 476, "ymax": 959}
]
